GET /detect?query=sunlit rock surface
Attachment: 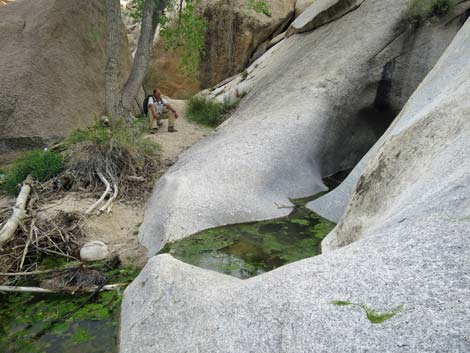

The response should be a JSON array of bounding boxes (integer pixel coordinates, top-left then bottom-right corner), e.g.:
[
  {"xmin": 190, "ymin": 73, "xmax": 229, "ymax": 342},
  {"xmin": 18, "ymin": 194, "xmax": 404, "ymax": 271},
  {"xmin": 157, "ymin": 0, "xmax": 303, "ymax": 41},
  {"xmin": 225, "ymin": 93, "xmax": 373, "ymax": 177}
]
[
  {"xmin": 141, "ymin": 0, "xmax": 430, "ymax": 255},
  {"xmin": 121, "ymin": 17, "xmax": 470, "ymax": 352}
]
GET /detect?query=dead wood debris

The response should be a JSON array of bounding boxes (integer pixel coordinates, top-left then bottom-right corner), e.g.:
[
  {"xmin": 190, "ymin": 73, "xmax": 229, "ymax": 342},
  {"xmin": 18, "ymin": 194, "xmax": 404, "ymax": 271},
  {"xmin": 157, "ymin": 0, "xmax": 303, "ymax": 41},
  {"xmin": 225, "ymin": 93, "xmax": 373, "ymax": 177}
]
[{"xmin": 0, "ymin": 204, "xmax": 86, "ymax": 286}]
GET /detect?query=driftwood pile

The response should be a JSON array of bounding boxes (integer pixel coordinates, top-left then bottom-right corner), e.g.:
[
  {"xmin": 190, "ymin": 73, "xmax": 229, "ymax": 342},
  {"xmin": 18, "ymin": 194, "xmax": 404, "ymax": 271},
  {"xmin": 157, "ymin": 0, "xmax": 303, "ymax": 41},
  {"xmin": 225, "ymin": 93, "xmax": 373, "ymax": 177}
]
[{"xmin": 0, "ymin": 176, "xmax": 86, "ymax": 286}]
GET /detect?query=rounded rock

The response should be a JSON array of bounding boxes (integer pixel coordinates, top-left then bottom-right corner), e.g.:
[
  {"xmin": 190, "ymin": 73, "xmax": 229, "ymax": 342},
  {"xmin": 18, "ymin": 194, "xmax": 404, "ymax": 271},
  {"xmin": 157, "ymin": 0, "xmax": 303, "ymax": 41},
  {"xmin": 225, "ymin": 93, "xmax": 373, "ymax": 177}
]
[{"xmin": 80, "ymin": 241, "xmax": 110, "ymax": 262}]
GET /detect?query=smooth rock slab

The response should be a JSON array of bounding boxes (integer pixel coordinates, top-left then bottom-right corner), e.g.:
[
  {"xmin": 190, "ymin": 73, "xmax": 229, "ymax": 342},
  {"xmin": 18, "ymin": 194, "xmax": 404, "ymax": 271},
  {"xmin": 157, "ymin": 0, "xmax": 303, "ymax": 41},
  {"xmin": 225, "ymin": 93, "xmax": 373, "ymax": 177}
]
[
  {"xmin": 322, "ymin": 15, "xmax": 470, "ymax": 251},
  {"xmin": 307, "ymin": 3, "xmax": 469, "ymax": 222},
  {"xmin": 139, "ymin": 0, "xmax": 413, "ymax": 255},
  {"xmin": 121, "ymin": 18, "xmax": 470, "ymax": 353}
]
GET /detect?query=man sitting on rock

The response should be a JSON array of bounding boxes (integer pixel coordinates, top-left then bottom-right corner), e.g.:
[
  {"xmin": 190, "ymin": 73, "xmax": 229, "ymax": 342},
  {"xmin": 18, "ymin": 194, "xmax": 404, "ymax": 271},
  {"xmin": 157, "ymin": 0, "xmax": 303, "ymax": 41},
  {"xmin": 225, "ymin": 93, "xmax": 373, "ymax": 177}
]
[{"xmin": 148, "ymin": 89, "xmax": 179, "ymax": 133}]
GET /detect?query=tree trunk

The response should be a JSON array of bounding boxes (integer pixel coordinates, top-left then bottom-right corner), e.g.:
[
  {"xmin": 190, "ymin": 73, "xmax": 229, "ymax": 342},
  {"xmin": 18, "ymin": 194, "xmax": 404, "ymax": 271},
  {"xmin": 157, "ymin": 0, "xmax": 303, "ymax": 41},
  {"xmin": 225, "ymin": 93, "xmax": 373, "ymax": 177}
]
[
  {"xmin": 105, "ymin": 0, "xmax": 168, "ymax": 118},
  {"xmin": 105, "ymin": 0, "xmax": 123, "ymax": 117},
  {"xmin": 121, "ymin": 0, "xmax": 167, "ymax": 113}
]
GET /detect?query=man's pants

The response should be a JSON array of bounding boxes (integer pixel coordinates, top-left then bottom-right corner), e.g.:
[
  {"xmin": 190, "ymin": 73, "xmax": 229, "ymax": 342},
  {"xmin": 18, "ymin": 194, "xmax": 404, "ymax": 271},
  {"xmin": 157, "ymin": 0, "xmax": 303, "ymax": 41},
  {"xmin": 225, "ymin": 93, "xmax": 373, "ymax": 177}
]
[{"xmin": 148, "ymin": 111, "xmax": 175, "ymax": 129}]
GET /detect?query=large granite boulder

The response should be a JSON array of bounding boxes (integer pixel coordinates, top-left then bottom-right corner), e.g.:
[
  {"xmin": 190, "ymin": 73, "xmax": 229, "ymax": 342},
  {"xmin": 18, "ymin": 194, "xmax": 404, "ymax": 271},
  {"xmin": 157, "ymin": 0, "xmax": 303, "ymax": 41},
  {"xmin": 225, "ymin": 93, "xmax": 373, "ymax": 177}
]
[
  {"xmin": 137, "ymin": 0, "xmax": 468, "ymax": 256},
  {"xmin": 121, "ymin": 16, "xmax": 470, "ymax": 353},
  {"xmin": 307, "ymin": 0, "xmax": 470, "ymax": 222},
  {"xmin": 0, "ymin": 0, "xmax": 133, "ymax": 164},
  {"xmin": 144, "ymin": 0, "xmax": 296, "ymax": 98}
]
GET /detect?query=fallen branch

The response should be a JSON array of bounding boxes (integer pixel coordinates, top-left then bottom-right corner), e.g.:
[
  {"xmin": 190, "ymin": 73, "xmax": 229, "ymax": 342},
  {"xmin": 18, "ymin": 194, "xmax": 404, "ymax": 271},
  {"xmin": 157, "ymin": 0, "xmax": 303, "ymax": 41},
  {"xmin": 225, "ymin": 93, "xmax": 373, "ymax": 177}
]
[
  {"xmin": 0, "ymin": 283, "xmax": 127, "ymax": 294},
  {"xmin": 19, "ymin": 218, "xmax": 34, "ymax": 270},
  {"xmin": 0, "ymin": 267, "xmax": 76, "ymax": 277},
  {"xmin": 48, "ymin": 142, "xmax": 66, "ymax": 152},
  {"xmin": 85, "ymin": 172, "xmax": 111, "ymax": 215},
  {"xmin": 100, "ymin": 178, "xmax": 118, "ymax": 214},
  {"xmin": 125, "ymin": 175, "xmax": 145, "ymax": 182},
  {"xmin": 0, "ymin": 175, "xmax": 33, "ymax": 248}
]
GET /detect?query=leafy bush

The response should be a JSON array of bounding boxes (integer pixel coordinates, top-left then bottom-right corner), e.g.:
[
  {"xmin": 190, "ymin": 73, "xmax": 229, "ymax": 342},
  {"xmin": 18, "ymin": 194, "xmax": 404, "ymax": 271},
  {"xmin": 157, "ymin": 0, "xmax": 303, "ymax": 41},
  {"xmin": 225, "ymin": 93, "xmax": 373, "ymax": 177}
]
[
  {"xmin": 406, "ymin": 0, "xmax": 454, "ymax": 24},
  {"xmin": 186, "ymin": 96, "xmax": 240, "ymax": 127},
  {"xmin": 160, "ymin": 1, "xmax": 208, "ymax": 76},
  {"xmin": 1, "ymin": 150, "xmax": 64, "ymax": 195},
  {"xmin": 130, "ymin": 0, "xmax": 207, "ymax": 76}
]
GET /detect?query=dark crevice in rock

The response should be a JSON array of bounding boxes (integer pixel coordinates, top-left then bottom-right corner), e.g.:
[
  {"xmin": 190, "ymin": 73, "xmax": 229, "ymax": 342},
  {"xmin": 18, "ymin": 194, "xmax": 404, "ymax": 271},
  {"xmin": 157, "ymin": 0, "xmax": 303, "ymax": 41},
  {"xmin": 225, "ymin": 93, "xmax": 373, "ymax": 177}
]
[{"xmin": 319, "ymin": 59, "xmax": 401, "ymax": 184}]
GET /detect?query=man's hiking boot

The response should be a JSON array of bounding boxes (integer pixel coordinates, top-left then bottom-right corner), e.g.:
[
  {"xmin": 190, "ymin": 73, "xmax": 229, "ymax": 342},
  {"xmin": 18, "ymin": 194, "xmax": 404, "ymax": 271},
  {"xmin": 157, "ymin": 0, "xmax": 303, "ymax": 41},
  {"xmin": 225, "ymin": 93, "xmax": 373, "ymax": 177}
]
[
  {"xmin": 150, "ymin": 128, "xmax": 158, "ymax": 134},
  {"xmin": 168, "ymin": 127, "xmax": 178, "ymax": 133}
]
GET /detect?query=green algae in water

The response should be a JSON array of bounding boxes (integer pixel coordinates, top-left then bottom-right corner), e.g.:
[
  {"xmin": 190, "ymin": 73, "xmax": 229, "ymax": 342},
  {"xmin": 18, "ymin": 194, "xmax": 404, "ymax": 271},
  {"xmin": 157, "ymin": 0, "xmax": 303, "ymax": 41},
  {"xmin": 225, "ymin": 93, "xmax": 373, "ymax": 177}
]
[
  {"xmin": 0, "ymin": 266, "xmax": 140, "ymax": 353},
  {"xmin": 159, "ymin": 198, "xmax": 336, "ymax": 279}
]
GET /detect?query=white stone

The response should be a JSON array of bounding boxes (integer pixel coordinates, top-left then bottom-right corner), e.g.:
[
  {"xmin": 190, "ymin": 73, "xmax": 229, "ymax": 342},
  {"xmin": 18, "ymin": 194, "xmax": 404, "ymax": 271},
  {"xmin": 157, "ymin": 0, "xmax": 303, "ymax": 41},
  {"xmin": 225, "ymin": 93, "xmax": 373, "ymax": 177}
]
[{"xmin": 80, "ymin": 241, "xmax": 110, "ymax": 262}]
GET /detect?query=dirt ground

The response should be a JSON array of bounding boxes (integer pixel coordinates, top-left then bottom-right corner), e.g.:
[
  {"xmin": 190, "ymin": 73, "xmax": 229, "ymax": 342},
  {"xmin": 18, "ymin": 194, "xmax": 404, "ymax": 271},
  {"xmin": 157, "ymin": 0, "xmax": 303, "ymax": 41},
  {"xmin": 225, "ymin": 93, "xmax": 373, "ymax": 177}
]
[
  {"xmin": 146, "ymin": 99, "xmax": 212, "ymax": 164},
  {"xmin": 0, "ymin": 98, "xmax": 212, "ymax": 268}
]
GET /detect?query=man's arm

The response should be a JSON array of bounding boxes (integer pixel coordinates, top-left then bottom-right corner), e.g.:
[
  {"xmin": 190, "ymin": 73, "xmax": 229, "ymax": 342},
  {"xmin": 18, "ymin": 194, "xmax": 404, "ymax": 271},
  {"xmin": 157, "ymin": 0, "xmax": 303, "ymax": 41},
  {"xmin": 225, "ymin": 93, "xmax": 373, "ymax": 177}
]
[
  {"xmin": 150, "ymin": 103, "xmax": 157, "ymax": 118},
  {"xmin": 164, "ymin": 103, "xmax": 179, "ymax": 118},
  {"xmin": 148, "ymin": 97, "xmax": 157, "ymax": 119}
]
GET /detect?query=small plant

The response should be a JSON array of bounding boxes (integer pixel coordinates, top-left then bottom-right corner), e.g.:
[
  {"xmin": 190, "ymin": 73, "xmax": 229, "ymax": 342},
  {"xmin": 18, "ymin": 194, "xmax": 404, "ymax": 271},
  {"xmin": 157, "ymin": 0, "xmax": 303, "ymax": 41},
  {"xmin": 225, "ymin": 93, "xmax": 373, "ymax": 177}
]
[
  {"xmin": 1, "ymin": 150, "xmax": 63, "ymax": 195},
  {"xmin": 247, "ymin": 0, "xmax": 272, "ymax": 16},
  {"xmin": 186, "ymin": 96, "xmax": 240, "ymax": 127},
  {"xmin": 406, "ymin": 0, "xmax": 455, "ymax": 25},
  {"xmin": 331, "ymin": 300, "xmax": 403, "ymax": 324}
]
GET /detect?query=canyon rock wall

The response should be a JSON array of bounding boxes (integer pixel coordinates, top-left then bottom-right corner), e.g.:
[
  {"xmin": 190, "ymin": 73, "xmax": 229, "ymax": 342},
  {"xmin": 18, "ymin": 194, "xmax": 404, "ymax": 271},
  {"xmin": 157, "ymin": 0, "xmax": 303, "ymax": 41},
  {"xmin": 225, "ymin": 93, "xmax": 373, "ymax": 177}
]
[
  {"xmin": 0, "ymin": 0, "xmax": 133, "ymax": 164},
  {"xmin": 121, "ymin": 16, "xmax": 470, "ymax": 353}
]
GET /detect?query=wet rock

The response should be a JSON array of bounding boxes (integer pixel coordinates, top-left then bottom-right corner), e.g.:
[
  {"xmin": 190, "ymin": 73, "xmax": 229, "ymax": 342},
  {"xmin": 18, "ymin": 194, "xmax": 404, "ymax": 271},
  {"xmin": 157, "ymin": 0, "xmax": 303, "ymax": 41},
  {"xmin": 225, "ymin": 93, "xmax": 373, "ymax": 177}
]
[{"xmin": 307, "ymin": 2, "xmax": 470, "ymax": 222}]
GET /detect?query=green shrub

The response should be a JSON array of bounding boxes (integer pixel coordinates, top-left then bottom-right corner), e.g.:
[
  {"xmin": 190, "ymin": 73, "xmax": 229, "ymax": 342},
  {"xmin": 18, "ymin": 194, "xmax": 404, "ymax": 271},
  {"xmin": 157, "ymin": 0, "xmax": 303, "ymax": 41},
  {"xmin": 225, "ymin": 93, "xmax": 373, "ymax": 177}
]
[
  {"xmin": 64, "ymin": 119, "xmax": 153, "ymax": 155},
  {"xmin": 1, "ymin": 150, "xmax": 64, "ymax": 195},
  {"xmin": 406, "ymin": 0, "xmax": 454, "ymax": 24},
  {"xmin": 186, "ymin": 96, "xmax": 240, "ymax": 127},
  {"xmin": 63, "ymin": 118, "xmax": 161, "ymax": 198}
]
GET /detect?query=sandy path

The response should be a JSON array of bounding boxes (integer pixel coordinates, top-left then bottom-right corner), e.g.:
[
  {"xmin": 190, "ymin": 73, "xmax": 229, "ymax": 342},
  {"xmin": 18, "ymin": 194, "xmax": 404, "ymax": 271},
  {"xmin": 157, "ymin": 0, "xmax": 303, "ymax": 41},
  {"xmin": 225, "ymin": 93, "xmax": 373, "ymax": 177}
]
[{"xmin": 146, "ymin": 99, "xmax": 212, "ymax": 164}]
